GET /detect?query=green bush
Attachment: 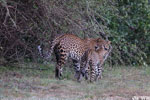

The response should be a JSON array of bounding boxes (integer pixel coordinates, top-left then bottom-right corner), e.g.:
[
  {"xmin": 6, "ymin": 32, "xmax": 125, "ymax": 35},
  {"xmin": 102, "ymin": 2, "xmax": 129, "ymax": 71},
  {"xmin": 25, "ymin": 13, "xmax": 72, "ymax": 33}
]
[
  {"xmin": 0, "ymin": 0, "xmax": 149, "ymax": 66},
  {"xmin": 91, "ymin": 0, "xmax": 150, "ymax": 65}
]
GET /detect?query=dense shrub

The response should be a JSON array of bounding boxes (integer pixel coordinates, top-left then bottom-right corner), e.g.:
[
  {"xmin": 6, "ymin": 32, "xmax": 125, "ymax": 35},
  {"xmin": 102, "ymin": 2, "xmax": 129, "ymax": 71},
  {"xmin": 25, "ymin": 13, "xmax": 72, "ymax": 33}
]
[
  {"xmin": 0, "ymin": 0, "xmax": 149, "ymax": 66},
  {"xmin": 105, "ymin": 0, "xmax": 150, "ymax": 65}
]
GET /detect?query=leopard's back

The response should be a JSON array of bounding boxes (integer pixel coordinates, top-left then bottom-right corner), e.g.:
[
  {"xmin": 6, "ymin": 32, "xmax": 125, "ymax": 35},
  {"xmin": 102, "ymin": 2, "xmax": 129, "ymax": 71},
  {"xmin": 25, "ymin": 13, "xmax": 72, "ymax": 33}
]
[{"xmin": 53, "ymin": 34, "xmax": 86, "ymax": 60}]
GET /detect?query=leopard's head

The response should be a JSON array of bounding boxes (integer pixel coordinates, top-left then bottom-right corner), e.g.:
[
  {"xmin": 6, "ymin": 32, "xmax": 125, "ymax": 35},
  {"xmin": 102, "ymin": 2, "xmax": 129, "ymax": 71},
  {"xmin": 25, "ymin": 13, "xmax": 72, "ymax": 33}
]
[
  {"xmin": 95, "ymin": 38, "xmax": 112, "ymax": 51},
  {"xmin": 96, "ymin": 38, "xmax": 112, "ymax": 60}
]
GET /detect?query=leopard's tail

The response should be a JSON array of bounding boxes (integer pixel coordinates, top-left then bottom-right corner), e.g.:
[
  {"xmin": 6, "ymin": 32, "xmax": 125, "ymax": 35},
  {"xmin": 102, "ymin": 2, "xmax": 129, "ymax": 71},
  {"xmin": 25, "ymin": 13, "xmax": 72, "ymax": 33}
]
[{"xmin": 46, "ymin": 34, "xmax": 65, "ymax": 59}]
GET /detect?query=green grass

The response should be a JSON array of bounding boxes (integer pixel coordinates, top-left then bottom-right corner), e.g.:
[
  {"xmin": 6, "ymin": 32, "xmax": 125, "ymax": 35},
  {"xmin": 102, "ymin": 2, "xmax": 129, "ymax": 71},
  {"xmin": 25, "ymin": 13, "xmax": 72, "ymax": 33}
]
[{"xmin": 0, "ymin": 63, "xmax": 150, "ymax": 100}]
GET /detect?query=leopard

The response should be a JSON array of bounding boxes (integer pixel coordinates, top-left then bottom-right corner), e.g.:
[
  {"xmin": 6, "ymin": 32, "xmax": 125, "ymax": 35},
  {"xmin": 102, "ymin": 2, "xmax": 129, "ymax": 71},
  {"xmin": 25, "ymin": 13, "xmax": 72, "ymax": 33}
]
[
  {"xmin": 82, "ymin": 40, "xmax": 112, "ymax": 82},
  {"xmin": 44, "ymin": 34, "xmax": 105, "ymax": 80}
]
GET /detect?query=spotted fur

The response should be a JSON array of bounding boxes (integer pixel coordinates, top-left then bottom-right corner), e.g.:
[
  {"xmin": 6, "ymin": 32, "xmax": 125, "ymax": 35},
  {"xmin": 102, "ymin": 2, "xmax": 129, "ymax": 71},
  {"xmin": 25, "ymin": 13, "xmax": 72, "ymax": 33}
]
[
  {"xmin": 83, "ymin": 40, "xmax": 112, "ymax": 82},
  {"xmin": 48, "ymin": 34, "xmax": 103, "ymax": 80}
]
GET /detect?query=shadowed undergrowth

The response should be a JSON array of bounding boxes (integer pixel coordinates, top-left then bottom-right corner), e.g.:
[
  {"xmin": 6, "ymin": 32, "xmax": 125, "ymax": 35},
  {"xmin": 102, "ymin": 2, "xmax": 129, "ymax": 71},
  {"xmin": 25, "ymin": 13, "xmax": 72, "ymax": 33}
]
[{"xmin": 0, "ymin": 63, "xmax": 150, "ymax": 100}]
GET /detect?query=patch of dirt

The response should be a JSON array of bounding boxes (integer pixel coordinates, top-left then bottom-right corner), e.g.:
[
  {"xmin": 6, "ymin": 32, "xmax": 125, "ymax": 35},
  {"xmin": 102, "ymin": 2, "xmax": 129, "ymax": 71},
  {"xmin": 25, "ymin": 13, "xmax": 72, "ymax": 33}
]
[
  {"xmin": 105, "ymin": 96, "xmax": 129, "ymax": 100},
  {"xmin": 101, "ymin": 88, "xmax": 150, "ymax": 99}
]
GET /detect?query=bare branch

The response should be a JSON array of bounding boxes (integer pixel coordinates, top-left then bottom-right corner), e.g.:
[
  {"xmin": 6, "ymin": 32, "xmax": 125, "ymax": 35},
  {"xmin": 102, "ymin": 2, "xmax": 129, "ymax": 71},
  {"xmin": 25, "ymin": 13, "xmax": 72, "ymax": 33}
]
[{"xmin": 2, "ymin": 0, "xmax": 17, "ymax": 28}]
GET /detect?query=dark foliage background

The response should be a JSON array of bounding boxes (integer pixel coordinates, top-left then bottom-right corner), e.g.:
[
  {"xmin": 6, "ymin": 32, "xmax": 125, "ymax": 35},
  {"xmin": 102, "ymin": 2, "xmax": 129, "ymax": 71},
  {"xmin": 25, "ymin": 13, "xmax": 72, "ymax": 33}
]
[{"xmin": 0, "ymin": 0, "xmax": 150, "ymax": 66}]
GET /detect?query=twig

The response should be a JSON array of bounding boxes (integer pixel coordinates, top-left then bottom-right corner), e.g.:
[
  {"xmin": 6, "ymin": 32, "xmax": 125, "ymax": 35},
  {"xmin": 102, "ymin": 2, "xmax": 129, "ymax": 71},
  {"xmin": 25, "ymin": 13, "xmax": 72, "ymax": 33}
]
[{"xmin": 2, "ymin": 0, "xmax": 17, "ymax": 28}]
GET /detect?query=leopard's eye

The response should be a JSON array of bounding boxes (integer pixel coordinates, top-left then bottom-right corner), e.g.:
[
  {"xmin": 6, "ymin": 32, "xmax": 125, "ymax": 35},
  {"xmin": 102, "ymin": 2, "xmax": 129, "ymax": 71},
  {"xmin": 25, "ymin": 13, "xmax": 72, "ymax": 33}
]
[
  {"xmin": 104, "ymin": 45, "xmax": 109, "ymax": 50},
  {"xmin": 104, "ymin": 47, "xmax": 108, "ymax": 50},
  {"xmin": 95, "ymin": 46, "xmax": 99, "ymax": 50}
]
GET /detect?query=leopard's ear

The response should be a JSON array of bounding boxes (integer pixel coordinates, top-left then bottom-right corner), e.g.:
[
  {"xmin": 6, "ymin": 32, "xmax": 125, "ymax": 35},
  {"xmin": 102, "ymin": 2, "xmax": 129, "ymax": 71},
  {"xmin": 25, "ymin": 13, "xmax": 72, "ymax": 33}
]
[{"xmin": 96, "ymin": 38, "xmax": 102, "ymax": 42}]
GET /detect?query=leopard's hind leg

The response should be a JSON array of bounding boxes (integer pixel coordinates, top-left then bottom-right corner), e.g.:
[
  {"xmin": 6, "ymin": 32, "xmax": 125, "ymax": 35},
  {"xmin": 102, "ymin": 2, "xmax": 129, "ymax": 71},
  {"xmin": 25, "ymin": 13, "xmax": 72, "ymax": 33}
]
[{"xmin": 54, "ymin": 44, "xmax": 67, "ymax": 79}]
